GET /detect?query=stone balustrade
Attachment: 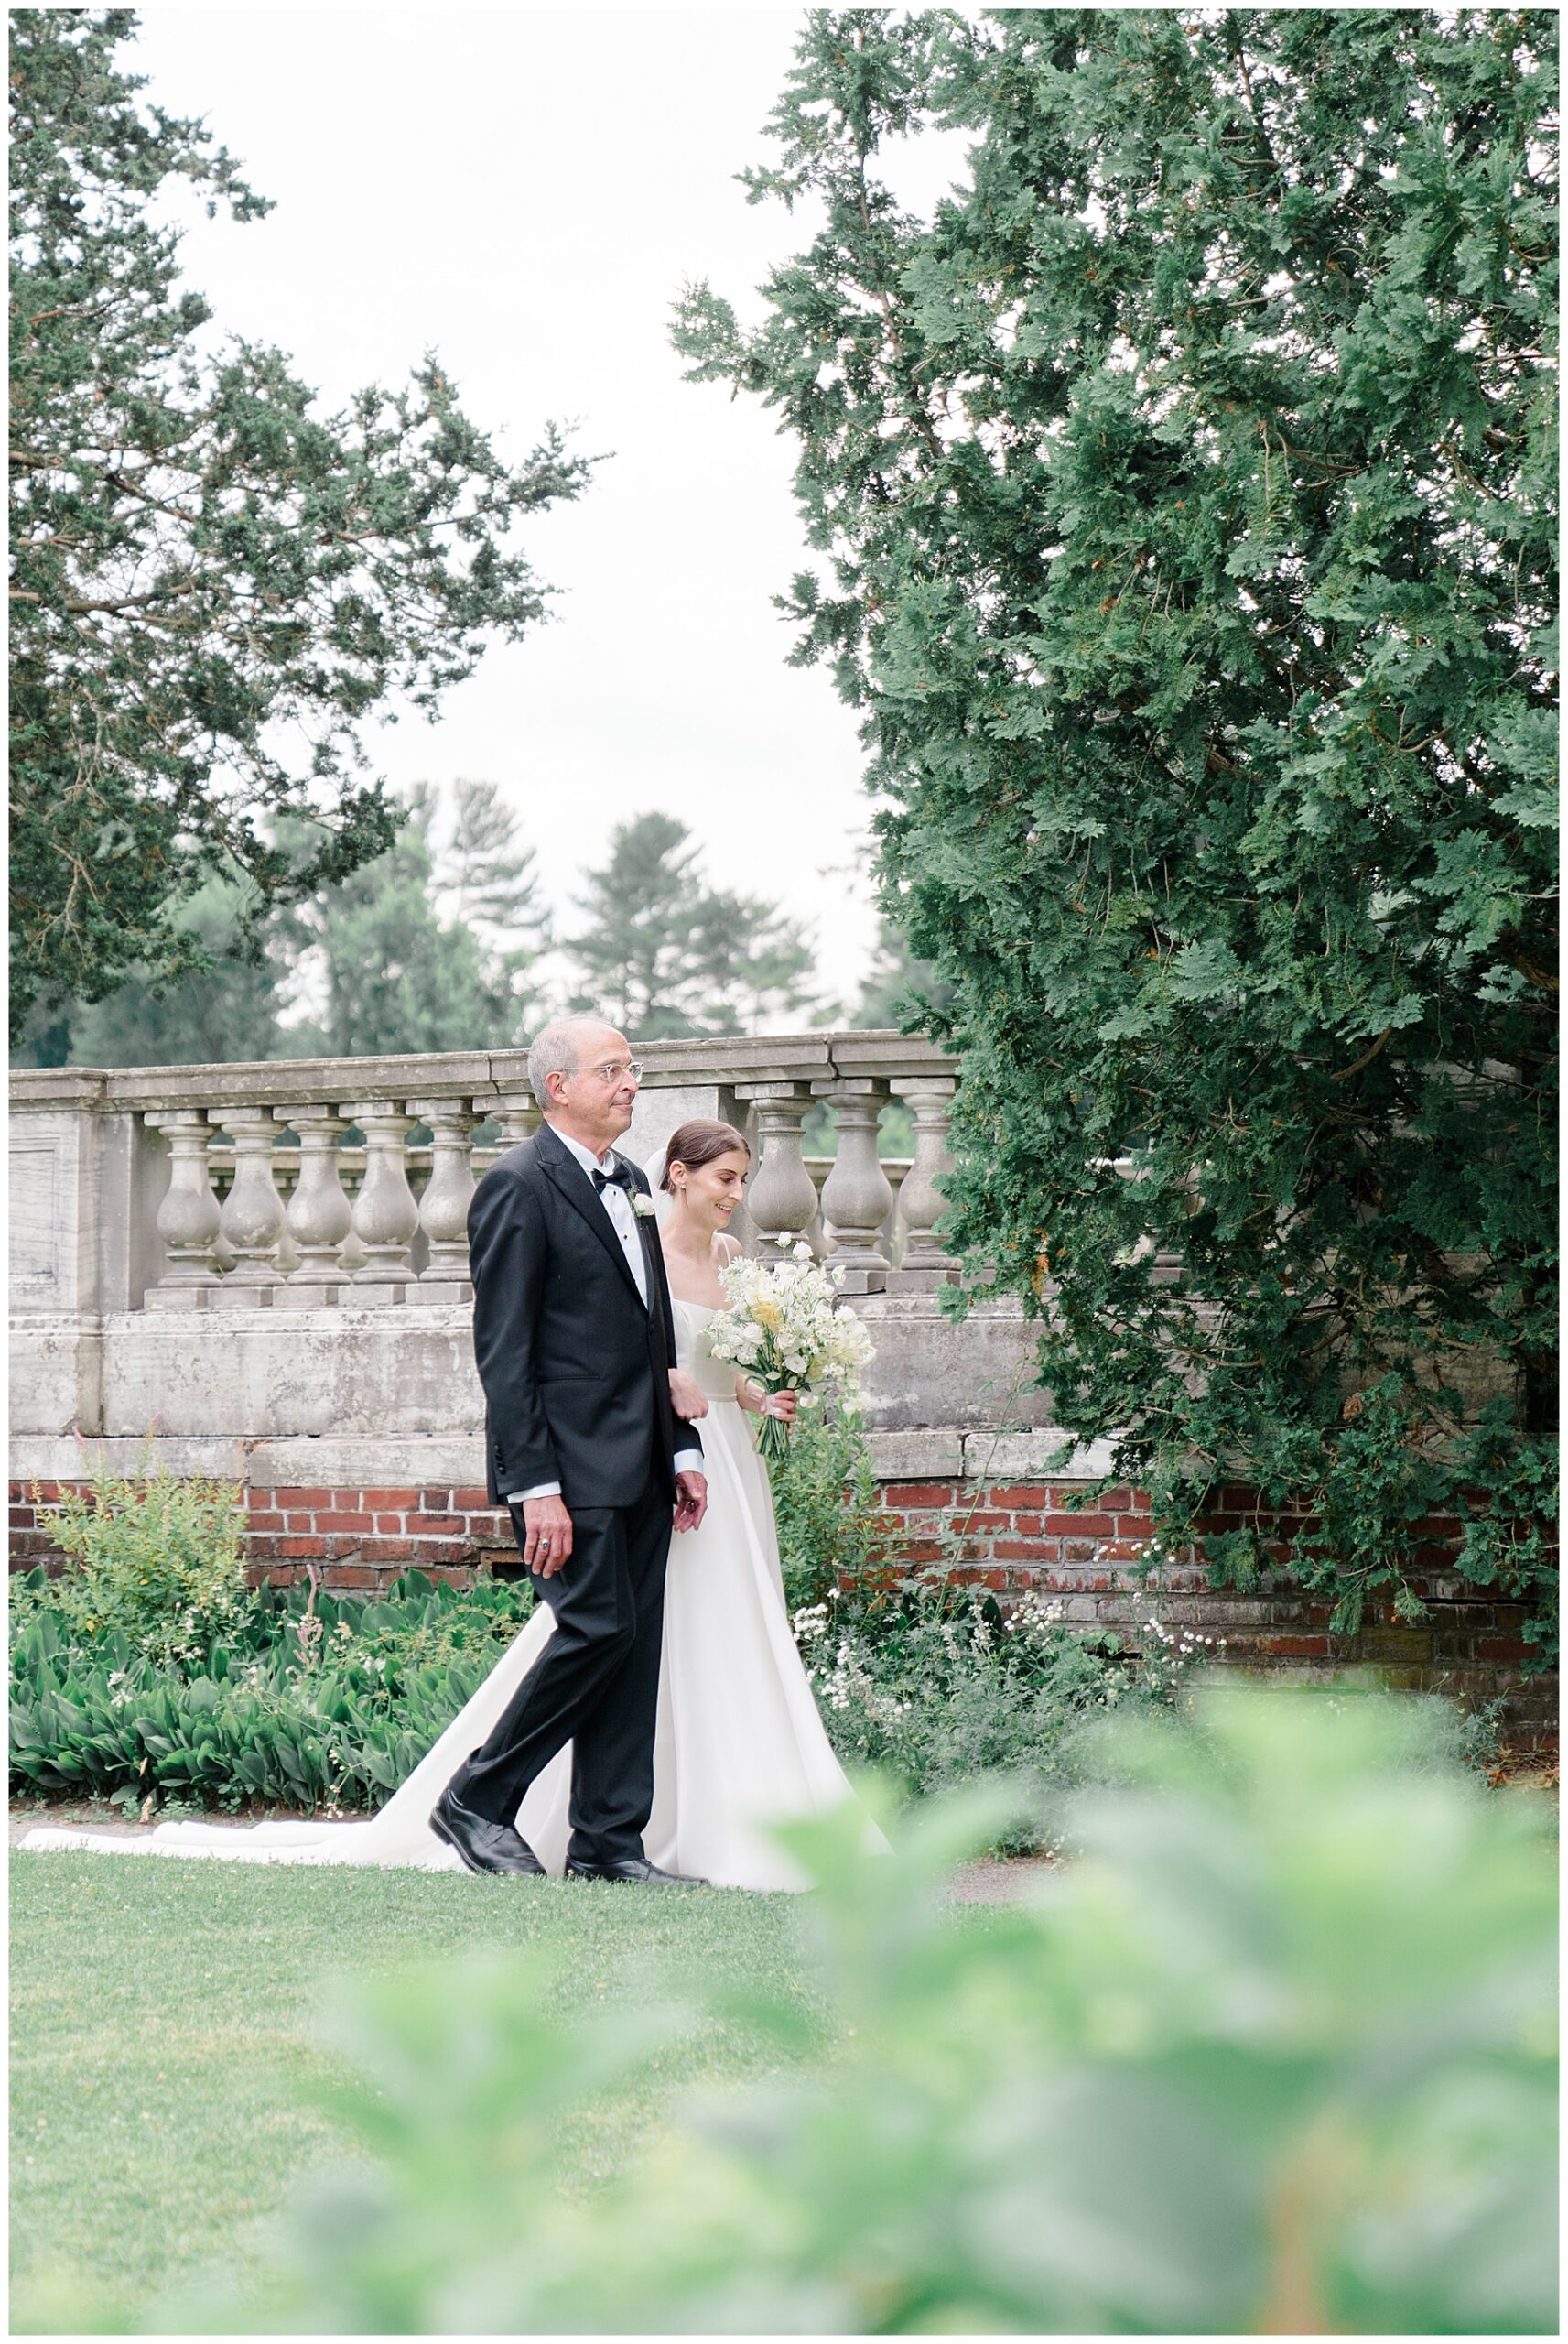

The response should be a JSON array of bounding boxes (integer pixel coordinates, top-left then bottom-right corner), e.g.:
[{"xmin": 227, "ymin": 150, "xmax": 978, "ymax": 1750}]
[{"xmin": 10, "ymin": 1031, "xmax": 960, "ymax": 1316}]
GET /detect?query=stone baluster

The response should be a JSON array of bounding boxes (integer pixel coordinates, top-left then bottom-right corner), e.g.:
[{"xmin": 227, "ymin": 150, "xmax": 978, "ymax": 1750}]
[
  {"xmin": 878, "ymin": 1160, "xmax": 909, "ymax": 1264},
  {"xmin": 275, "ymin": 1108, "xmax": 352, "ymax": 1307},
  {"xmin": 888, "ymin": 1076, "xmax": 959, "ymax": 1290},
  {"xmin": 814, "ymin": 1077, "xmax": 894, "ymax": 1293},
  {"xmin": 207, "ymin": 1107, "xmax": 287, "ymax": 1302},
  {"xmin": 144, "ymin": 1112, "xmax": 222, "ymax": 1307},
  {"xmin": 341, "ymin": 1101, "xmax": 420, "ymax": 1301},
  {"xmin": 802, "ymin": 1159, "xmax": 833, "ymax": 1261},
  {"xmin": 734, "ymin": 1082, "xmax": 819, "ymax": 1263},
  {"xmin": 336, "ymin": 1151, "xmax": 369, "ymax": 1275},
  {"xmin": 410, "ymin": 1098, "xmax": 477, "ymax": 1303},
  {"xmin": 493, "ymin": 1092, "xmax": 542, "ymax": 1148},
  {"xmin": 269, "ymin": 1147, "xmax": 302, "ymax": 1276}
]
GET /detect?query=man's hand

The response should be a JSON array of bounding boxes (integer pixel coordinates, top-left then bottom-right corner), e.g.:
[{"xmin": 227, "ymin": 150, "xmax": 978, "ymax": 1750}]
[
  {"xmin": 668, "ymin": 1368, "xmax": 709, "ymax": 1422},
  {"xmin": 518, "ymin": 1493, "xmax": 574, "ymax": 1577},
  {"xmin": 673, "ymin": 1470, "xmax": 708, "ymax": 1534}
]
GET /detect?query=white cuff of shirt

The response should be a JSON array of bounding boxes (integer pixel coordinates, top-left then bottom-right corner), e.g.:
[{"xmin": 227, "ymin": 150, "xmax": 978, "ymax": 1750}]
[
  {"xmin": 672, "ymin": 1450, "xmax": 705, "ymax": 1479},
  {"xmin": 506, "ymin": 1481, "xmax": 560, "ymax": 1503}
]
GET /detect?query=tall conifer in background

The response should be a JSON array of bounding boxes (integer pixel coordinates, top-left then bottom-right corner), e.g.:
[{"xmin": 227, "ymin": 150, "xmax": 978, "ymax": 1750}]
[
  {"xmin": 677, "ymin": 9, "xmax": 1558, "ymax": 1654},
  {"xmin": 568, "ymin": 811, "xmax": 826, "ymax": 1038}
]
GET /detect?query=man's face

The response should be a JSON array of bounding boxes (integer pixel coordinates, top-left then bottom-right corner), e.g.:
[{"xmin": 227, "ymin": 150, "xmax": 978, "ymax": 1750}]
[{"xmin": 551, "ymin": 1028, "xmax": 639, "ymax": 1138}]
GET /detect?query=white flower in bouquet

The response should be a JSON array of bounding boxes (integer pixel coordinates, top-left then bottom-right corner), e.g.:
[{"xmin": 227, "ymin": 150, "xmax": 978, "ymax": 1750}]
[{"xmin": 707, "ymin": 1244, "xmax": 876, "ymax": 1463}]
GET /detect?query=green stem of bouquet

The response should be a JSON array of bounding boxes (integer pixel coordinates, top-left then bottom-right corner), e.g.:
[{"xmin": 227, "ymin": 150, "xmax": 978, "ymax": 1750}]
[{"xmin": 758, "ymin": 1411, "xmax": 792, "ymax": 1467}]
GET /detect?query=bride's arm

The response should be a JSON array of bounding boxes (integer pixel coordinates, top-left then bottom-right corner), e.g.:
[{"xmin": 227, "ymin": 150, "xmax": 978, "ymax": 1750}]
[{"xmin": 669, "ymin": 1368, "xmax": 708, "ymax": 1421}]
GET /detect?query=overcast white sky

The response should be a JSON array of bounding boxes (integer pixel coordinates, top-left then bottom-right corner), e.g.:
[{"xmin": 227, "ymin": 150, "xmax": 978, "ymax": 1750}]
[{"xmin": 126, "ymin": 5, "xmax": 971, "ymax": 1007}]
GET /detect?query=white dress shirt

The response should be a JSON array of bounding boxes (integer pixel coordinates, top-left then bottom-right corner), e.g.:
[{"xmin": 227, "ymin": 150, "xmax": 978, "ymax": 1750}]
[{"xmin": 507, "ymin": 1126, "xmax": 704, "ymax": 1504}]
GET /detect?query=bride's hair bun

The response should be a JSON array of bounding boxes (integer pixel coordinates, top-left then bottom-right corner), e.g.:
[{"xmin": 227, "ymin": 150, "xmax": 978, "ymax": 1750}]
[{"xmin": 662, "ymin": 1119, "xmax": 751, "ymax": 1193}]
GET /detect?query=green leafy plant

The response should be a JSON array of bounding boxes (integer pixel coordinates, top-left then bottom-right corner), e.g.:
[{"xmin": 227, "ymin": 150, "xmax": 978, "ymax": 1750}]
[
  {"xmin": 765, "ymin": 1393, "xmax": 897, "ymax": 1612},
  {"xmin": 9, "ymin": 1568, "xmax": 532, "ymax": 1814},
  {"xmin": 19, "ymin": 1440, "xmax": 259, "ymax": 1667},
  {"xmin": 795, "ymin": 1572, "xmax": 1217, "ymax": 1849},
  {"xmin": 146, "ymin": 1688, "xmax": 1558, "ymax": 2335},
  {"xmin": 674, "ymin": 8, "xmax": 1559, "ymax": 1662}
]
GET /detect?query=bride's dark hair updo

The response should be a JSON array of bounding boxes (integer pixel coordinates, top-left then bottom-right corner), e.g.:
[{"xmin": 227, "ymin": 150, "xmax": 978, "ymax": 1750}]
[{"xmin": 661, "ymin": 1118, "xmax": 752, "ymax": 1194}]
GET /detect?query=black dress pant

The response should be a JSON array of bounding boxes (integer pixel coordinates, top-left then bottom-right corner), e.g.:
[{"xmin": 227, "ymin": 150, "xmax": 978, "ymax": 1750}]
[{"xmin": 449, "ymin": 1480, "xmax": 672, "ymax": 1868}]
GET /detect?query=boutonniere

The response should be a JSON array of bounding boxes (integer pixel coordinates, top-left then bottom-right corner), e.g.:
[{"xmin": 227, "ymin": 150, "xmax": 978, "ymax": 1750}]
[{"xmin": 633, "ymin": 1192, "xmax": 658, "ymax": 1219}]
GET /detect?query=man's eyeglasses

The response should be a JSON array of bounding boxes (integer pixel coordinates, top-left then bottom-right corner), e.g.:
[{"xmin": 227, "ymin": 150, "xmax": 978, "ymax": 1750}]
[{"xmin": 575, "ymin": 1059, "xmax": 642, "ymax": 1086}]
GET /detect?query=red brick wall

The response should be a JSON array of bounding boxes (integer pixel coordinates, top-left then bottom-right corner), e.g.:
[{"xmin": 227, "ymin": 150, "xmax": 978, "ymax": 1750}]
[{"xmin": 10, "ymin": 1479, "xmax": 515, "ymax": 1589}]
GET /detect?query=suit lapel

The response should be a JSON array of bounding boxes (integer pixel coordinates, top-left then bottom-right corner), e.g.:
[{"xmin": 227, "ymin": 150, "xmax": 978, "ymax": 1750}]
[{"xmin": 535, "ymin": 1124, "xmax": 648, "ymax": 1309}]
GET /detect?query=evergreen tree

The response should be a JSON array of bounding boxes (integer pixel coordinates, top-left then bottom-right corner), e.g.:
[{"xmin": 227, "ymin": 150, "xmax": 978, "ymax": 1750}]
[
  {"xmin": 676, "ymin": 10, "xmax": 1558, "ymax": 1655},
  {"xmin": 568, "ymin": 811, "xmax": 825, "ymax": 1038},
  {"xmin": 10, "ymin": 779, "xmax": 547, "ymax": 1068},
  {"xmin": 8, "ymin": 9, "xmax": 591, "ymax": 1037},
  {"xmin": 287, "ymin": 787, "xmax": 545, "ymax": 1058},
  {"xmin": 438, "ymin": 776, "xmax": 552, "ymax": 959},
  {"xmin": 11, "ymin": 871, "xmax": 290, "ymax": 1069}
]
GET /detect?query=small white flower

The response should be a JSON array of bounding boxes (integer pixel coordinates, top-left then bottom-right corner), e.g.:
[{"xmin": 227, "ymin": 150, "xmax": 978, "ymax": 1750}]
[{"xmin": 633, "ymin": 1193, "xmax": 658, "ymax": 1219}]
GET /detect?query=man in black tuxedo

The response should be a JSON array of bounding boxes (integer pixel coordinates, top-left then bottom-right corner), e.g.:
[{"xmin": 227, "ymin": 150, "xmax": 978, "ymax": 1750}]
[{"xmin": 431, "ymin": 1016, "xmax": 709, "ymax": 1883}]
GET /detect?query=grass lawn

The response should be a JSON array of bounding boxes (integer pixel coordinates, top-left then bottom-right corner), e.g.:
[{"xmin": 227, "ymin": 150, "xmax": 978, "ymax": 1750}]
[{"xmin": 10, "ymin": 1845, "xmax": 825, "ymax": 2331}]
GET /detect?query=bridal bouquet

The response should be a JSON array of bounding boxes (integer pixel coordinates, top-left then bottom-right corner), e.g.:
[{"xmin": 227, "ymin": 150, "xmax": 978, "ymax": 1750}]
[{"xmin": 707, "ymin": 1240, "xmax": 876, "ymax": 1462}]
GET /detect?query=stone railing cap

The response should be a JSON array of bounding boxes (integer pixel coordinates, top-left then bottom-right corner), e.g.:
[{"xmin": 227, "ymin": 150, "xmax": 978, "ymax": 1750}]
[{"xmin": 11, "ymin": 1032, "xmax": 958, "ymax": 1114}]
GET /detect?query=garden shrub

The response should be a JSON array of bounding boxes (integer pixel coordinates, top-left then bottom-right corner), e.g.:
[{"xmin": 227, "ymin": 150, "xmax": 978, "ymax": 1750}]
[
  {"xmin": 795, "ymin": 1575, "xmax": 1217, "ymax": 1848},
  {"xmin": 16, "ymin": 1444, "xmax": 259, "ymax": 1667}
]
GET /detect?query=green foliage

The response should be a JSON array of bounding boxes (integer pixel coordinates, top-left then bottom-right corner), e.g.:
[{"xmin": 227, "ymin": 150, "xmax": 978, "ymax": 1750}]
[
  {"xmin": 25, "ymin": 869, "xmax": 295, "ymax": 1069},
  {"xmin": 148, "ymin": 1689, "xmax": 1557, "ymax": 2334},
  {"xmin": 9, "ymin": 9, "xmax": 590, "ymax": 1036},
  {"xmin": 16, "ymin": 1445, "xmax": 259, "ymax": 1666},
  {"xmin": 675, "ymin": 10, "xmax": 1559, "ymax": 1658},
  {"xmin": 766, "ymin": 1395, "xmax": 896, "ymax": 1612},
  {"xmin": 568, "ymin": 810, "xmax": 827, "ymax": 1037},
  {"xmin": 8, "ymin": 1568, "xmax": 532, "ymax": 1812},
  {"xmin": 283, "ymin": 780, "xmax": 550, "ymax": 1058},
  {"xmin": 801, "ymin": 1573, "xmax": 1217, "ymax": 1849},
  {"xmin": 11, "ymin": 776, "xmax": 553, "ymax": 1068}
]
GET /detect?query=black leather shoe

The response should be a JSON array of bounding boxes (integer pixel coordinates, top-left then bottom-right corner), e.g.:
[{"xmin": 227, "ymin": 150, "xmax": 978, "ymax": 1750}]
[
  {"xmin": 564, "ymin": 1855, "xmax": 708, "ymax": 1887},
  {"xmin": 430, "ymin": 1788, "xmax": 546, "ymax": 1877}
]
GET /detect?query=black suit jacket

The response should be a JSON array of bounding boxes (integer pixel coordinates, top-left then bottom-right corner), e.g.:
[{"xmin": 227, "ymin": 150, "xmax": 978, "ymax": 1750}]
[{"xmin": 468, "ymin": 1120, "xmax": 700, "ymax": 1511}]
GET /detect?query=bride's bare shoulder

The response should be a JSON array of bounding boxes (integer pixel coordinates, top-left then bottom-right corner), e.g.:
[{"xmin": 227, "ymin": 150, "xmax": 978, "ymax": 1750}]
[{"xmin": 712, "ymin": 1233, "xmax": 744, "ymax": 1266}]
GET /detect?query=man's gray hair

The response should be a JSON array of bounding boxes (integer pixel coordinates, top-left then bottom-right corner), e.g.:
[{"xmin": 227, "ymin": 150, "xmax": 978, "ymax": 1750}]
[{"xmin": 527, "ymin": 1015, "xmax": 621, "ymax": 1107}]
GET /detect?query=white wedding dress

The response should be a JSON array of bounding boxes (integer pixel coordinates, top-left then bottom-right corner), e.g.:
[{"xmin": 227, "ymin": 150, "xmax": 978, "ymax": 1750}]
[{"xmin": 19, "ymin": 1302, "xmax": 870, "ymax": 1892}]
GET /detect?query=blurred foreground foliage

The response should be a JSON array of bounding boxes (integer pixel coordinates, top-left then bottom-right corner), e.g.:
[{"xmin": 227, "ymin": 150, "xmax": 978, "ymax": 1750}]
[{"xmin": 124, "ymin": 1687, "xmax": 1558, "ymax": 2336}]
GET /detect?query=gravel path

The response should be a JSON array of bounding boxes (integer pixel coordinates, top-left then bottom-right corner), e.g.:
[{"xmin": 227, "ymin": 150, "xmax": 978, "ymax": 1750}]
[{"xmin": 10, "ymin": 1800, "xmax": 1051, "ymax": 1900}]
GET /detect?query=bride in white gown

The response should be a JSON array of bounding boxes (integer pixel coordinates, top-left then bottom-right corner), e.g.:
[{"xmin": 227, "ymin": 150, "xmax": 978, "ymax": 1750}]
[{"xmin": 20, "ymin": 1122, "xmax": 873, "ymax": 1892}]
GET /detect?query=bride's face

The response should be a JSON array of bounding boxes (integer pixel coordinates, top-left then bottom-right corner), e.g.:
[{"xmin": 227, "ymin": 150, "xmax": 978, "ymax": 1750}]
[{"xmin": 673, "ymin": 1148, "xmax": 751, "ymax": 1234}]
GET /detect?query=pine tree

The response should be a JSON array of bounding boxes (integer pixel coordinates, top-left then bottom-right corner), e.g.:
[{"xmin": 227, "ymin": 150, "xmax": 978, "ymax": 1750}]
[
  {"xmin": 438, "ymin": 776, "xmax": 552, "ymax": 960},
  {"xmin": 676, "ymin": 9, "xmax": 1559, "ymax": 1656},
  {"xmin": 287, "ymin": 787, "xmax": 545, "ymax": 1058},
  {"xmin": 8, "ymin": 10, "xmax": 591, "ymax": 1037},
  {"xmin": 568, "ymin": 812, "xmax": 825, "ymax": 1038}
]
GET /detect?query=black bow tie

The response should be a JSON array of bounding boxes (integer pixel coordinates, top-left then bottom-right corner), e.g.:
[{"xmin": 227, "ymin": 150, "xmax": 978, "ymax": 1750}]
[{"xmin": 592, "ymin": 1160, "xmax": 635, "ymax": 1197}]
